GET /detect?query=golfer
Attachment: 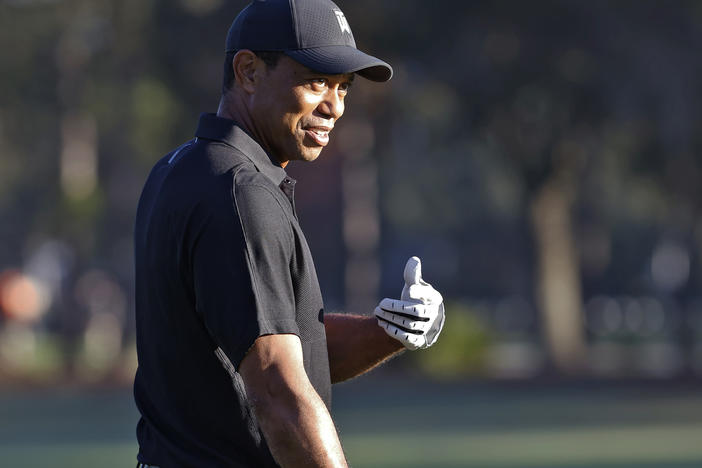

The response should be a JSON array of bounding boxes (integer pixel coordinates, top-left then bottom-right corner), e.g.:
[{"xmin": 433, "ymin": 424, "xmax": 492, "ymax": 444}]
[{"xmin": 133, "ymin": 0, "xmax": 445, "ymax": 466}]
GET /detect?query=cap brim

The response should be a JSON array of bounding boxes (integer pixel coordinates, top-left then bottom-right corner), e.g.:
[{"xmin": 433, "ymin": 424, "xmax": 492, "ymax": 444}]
[{"xmin": 285, "ymin": 45, "xmax": 393, "ymax": 82}]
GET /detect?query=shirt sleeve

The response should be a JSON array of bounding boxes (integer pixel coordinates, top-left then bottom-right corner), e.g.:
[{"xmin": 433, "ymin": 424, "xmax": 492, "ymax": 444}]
[{"xmin": 191, "ymin": 179, "xmax": 299, "ymax": 370}]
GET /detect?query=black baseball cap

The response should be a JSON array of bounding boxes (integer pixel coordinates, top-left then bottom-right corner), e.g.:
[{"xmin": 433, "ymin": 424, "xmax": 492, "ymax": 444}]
[{"xmin": 225, "ymin": 0, "xmax": 392, "ymax": 82}]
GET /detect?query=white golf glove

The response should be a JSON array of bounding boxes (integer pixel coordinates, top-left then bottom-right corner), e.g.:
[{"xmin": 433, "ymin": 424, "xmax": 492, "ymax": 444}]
[{"xmin": 374, "ymin": 256, "xmax": 445, "ymax": 350}]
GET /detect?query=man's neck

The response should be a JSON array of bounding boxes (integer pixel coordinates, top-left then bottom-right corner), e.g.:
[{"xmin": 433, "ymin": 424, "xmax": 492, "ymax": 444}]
[{"xmin": 216, "ymin": 95, "xmax": 289, "ymax": 168}]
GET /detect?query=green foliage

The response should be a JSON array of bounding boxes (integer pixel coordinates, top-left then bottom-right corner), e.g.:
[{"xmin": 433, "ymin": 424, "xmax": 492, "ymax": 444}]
[
  {"xmin": 411, "ymin": 301, "xmax": 492, "ymax": 378},
  {"xmin": 129, "ymin": 77, "xmax": 183, "ymax": 167},
  {"xmin": 0, "ymin": 331, "xmax": 65, "ymax": 382}
]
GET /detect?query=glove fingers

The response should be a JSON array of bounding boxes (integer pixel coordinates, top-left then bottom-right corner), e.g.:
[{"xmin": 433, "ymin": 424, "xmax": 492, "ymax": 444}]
[
  {"xmin": 374, "ymin": 307, "xmax": 432, "ymax": 333},
  {"xmin": 377, "ymin": 319, "xmax": 424, "ymax": 350},
  {"xmin": 425, "ymin": 303, "xmax": 446, "ymax": 347},
  {"xmin": 378, "ymin": 298, "xmax": 433, "ymax": 320}
]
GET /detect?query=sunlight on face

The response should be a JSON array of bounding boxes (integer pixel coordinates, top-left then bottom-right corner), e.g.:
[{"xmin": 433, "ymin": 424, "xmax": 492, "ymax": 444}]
[{"xmin": 250, "ymin": 56, "xmax": 354, "ymax": 165}]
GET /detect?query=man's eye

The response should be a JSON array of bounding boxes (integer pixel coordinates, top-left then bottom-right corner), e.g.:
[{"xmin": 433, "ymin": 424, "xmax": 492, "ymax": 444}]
[
  {"xmin": 310, "ymin": 78, "xmax": 327, "ymax": 89},
  {"xmin": 339, "ymin": 82, "xmax": 352, "ymax": 94}
]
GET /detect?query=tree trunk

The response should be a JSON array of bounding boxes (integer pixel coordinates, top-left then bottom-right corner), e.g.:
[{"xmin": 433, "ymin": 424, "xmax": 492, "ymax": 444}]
[{"xmin": 530, "ymin": 178, "xmax": 586, "ymax": 374}]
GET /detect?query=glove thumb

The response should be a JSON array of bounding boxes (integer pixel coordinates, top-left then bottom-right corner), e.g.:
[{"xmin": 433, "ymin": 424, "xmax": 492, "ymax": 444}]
[{"xmin": 403, "ymin": 256, "xmax": 423, "ymax": 287}]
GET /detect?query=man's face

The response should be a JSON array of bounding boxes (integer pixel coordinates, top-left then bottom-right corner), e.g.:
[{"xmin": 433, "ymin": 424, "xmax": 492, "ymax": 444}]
[{"xmin": 249, "ymin": 55, "xmax": 353, "ymax": 164}]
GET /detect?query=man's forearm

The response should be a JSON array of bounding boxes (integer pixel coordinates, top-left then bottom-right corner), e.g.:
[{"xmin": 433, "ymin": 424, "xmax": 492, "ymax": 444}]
[
  {"xmin": 325, "ymin": 313, "xmax": 404, "ymax": 383},
  {"xmin": 252, "ymin": 381, "xmax": 347, "ymax": 468}
]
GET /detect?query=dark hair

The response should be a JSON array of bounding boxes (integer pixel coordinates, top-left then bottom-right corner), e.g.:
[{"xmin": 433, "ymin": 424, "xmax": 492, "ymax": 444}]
[{"xmin": 222, "ymin": 50, "xmax": 285, "ymax": 93}]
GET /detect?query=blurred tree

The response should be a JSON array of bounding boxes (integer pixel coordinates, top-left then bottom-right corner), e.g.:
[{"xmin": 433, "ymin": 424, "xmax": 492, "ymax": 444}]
[
  {"xmin": 2, "ymin": 0, "xmax": 702, "ymax": 381},
  {"xmin": 372, "ymin": 0, "xmax": 702, "ymax": 374}
]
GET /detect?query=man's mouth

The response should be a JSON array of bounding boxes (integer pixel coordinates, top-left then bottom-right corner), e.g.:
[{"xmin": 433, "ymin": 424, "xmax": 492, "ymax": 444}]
[{"xmin": 303, "ymin": 126, "xmax": 332, "ymax": 146}]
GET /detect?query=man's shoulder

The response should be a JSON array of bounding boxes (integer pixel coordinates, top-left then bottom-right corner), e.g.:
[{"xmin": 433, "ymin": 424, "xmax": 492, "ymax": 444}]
[
  {"xmin": 186, "ymin": 138, "xmax": 251, "ymax": 175},
  {"xmin": 140, "ymin": 137, "xmax": 290, "ymax": 222},
  {"xmin": 233, "ymin": 167, "xmax": 280, "ymax": 191},
  {"xmin": 231, "ymin": 170, "xmax": 293, "ymax": 237},
  {"xmin": 161, "ymin": 138, "xmax": 259, "ymax": 192},
  {"xmin": 188, "ymin": 140, "xmax": 291, "ymax": 222},
  {"xmin": 232, "ymin": 173, "xmax": 288, "ymax": 216}
]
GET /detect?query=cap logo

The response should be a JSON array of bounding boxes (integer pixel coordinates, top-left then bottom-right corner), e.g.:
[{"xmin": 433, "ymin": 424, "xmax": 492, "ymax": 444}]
[{"xmin": 333, "ymin": 9, "xmax": 352, "ymax": 35}]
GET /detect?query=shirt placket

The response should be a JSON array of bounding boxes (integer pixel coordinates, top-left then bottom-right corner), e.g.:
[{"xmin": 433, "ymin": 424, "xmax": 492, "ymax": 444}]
[{"xmin": 279, "ymin": 176, "xmax": 297, "ymax": 216}]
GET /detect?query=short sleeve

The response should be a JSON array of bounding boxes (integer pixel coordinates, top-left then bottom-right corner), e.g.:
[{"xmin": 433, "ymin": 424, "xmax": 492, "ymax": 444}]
[{"xmin": 191, "ymin": 180, "xmax": 298, "ymax": 369}]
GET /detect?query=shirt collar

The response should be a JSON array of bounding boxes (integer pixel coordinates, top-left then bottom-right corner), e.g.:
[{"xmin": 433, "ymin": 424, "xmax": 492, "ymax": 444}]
[{"xmin": 195, "ymin": 113, "xmax": 288, "ymax": 186}]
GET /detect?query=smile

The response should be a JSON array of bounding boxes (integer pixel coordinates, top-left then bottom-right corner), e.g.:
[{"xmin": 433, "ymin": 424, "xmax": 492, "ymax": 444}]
[{"xmin": 303, "ymin": 127, "xmax": 332, "ymax": 146}]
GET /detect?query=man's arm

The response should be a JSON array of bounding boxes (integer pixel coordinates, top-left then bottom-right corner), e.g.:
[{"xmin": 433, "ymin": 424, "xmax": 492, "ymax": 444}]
[
  {"xmin": 239, "ymin": 334, "xmax": 347, "ymax": 468},
  {"xmin": 325, "ymin": 313, "xmax": 404, "ymax": 383},
  {"xmin": 326, "ymin": 257, "xmax": 446, "ymax": 383}
]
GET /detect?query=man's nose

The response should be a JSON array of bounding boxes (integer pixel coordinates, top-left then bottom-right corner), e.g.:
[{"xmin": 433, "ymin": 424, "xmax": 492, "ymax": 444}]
[{"xmin": 319, "ymin": 88, "xmax": 344, "ymax": 119}]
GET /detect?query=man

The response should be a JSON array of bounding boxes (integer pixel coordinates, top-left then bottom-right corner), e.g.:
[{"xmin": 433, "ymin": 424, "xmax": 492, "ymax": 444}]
[{"xmin": 133, "ymin": 0, "xmax": 445, "ymax": 466}]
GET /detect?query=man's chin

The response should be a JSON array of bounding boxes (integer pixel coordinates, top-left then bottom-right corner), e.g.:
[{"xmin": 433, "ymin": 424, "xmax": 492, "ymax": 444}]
[{"xmin": 299, "ymin": 147, "xmax": 323, "ymax": 162}]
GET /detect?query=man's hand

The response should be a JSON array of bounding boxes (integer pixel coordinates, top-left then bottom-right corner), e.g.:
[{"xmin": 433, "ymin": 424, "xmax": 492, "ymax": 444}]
[{"xmin": 374, "ymin": 256, "xmax": 445, "ymax": 350}]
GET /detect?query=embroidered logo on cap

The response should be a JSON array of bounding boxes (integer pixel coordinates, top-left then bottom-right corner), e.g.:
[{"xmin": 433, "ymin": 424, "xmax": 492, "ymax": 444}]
[{"xmin": 333, "ymin": 9, "xmax": 352, "ymax": 35}]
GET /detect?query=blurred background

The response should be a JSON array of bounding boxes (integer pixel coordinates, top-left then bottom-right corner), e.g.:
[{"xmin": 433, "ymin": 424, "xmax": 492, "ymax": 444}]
[{"xmin": 2, "ymin": 0, "xmax": 702, "ymax": 466}]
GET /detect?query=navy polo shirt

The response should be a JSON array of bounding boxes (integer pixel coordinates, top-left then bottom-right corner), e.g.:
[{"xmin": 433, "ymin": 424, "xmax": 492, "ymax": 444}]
[{"xmin": 133, "ymin": 113, "xmax": 330, "ymax": 467}]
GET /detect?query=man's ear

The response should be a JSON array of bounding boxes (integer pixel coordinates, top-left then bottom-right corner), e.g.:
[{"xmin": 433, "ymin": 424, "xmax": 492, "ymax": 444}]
[{"xmin": 233, "ymin": 50, "xmax": 261, "ymax": 94}]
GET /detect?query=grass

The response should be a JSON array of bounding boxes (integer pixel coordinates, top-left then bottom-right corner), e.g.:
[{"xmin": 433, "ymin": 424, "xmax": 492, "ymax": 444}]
[
  {"xmin": 2, "ymin": 377, "xmax": 702, "ymax": 468},
  {"xmin": 341, "ymin": 425, "xmax": 702, "ymax": 467}
]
